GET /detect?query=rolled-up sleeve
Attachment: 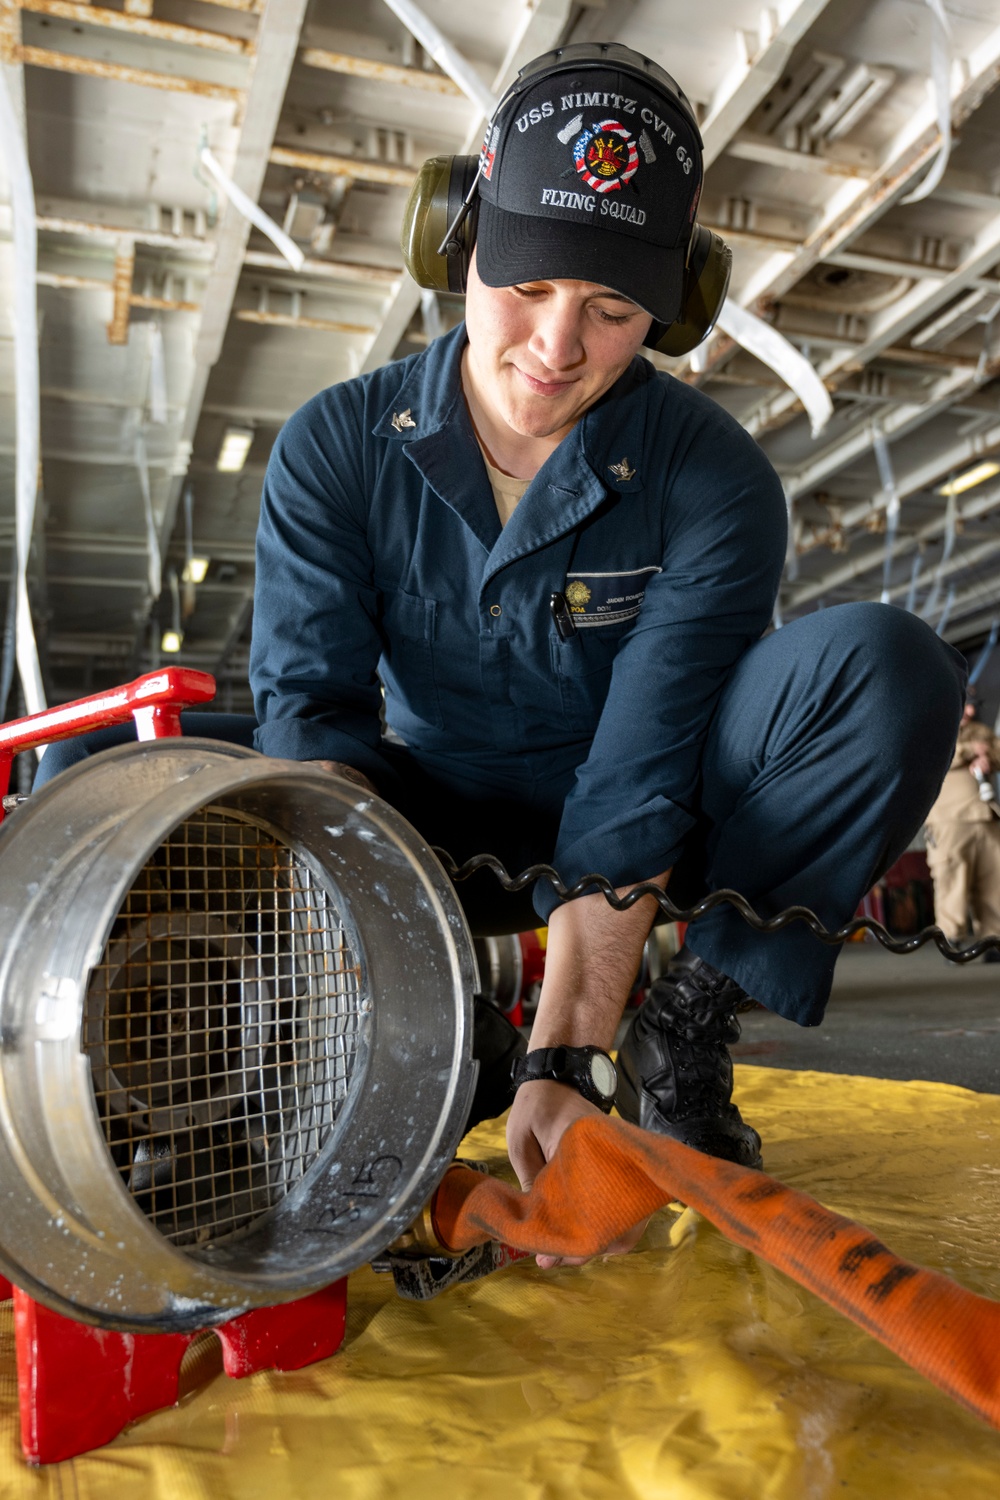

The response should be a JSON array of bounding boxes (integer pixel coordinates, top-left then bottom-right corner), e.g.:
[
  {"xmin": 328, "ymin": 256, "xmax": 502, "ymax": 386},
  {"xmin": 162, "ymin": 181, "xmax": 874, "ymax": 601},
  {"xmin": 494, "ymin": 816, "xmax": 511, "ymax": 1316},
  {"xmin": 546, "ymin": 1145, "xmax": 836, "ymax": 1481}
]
[
  {"xmin": 535, "ymin": 412, "xmax": 786, "ymax": 919},
  {"xmin": 250, "ymin": 392, "xmax": 393, "ymax": 785}
]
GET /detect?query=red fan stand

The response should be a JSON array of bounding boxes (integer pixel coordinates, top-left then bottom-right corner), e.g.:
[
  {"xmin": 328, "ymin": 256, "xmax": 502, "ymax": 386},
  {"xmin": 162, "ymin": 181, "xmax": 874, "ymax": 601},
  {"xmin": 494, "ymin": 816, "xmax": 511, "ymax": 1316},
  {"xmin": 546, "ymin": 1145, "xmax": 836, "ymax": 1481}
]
[{"xmin": 0, "ymin": 672, "xmax": 348, "ymax": 1464}]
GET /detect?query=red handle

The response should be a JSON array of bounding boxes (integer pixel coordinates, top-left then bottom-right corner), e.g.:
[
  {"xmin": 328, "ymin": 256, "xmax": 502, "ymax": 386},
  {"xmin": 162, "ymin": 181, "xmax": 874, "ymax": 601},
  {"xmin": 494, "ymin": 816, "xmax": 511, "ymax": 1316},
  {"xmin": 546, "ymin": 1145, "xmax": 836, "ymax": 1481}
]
[{"xmin": 0, "ymin": 668, "xmax": 216, "ymax": 818}]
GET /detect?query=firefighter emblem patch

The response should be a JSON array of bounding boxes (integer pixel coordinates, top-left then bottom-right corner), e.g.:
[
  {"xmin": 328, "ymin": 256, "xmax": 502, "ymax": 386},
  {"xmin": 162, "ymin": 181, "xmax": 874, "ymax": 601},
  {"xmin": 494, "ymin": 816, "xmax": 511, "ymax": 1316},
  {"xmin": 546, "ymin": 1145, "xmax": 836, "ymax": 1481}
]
[{"xmin": 572, "ymin": 119, "xmax": 639, "ymax": 193}]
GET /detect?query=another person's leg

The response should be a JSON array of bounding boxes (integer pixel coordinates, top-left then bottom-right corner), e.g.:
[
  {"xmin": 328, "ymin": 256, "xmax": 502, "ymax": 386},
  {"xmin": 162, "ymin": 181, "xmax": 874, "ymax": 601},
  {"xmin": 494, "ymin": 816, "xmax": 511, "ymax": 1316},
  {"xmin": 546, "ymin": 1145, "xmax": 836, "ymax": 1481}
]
[
  {"xmin": 619, "ymin": 603, "xmax": 966, "ymax": 1161},
  {"xmin": 926, "ymin": 825, "xmax": 972, "ymax": 943},
  {"xmin": 969, "ymin": 822, "xmax": 1000, "ymax": 950}
]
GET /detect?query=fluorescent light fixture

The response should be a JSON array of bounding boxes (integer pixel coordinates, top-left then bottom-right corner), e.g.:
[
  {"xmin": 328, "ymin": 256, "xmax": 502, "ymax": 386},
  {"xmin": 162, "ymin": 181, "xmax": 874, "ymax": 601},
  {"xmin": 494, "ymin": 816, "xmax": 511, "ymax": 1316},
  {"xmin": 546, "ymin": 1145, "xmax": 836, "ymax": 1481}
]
[
  {"xmin": 939, "ymin": 461, "xmax": 1000, "ymax": 496},
  {"xmin": 182, "ymin": 556, "xmax": 210, "ymax": 584},
  {"xmin": 216, "ymin": 425, "xmax": 254, "ymax": 473},
  {"xmin": 160, "ymin": 629, "xmax": 183, "ymax": 653}
]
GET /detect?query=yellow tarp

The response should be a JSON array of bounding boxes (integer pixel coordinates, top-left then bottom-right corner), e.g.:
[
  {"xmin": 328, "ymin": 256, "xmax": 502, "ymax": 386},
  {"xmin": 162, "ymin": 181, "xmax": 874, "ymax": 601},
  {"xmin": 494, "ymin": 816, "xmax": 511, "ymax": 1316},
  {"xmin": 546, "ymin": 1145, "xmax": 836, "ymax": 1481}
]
[{"xmin": 3, "ymin": 1065, "xmax": 1000, "ymax": 1498}]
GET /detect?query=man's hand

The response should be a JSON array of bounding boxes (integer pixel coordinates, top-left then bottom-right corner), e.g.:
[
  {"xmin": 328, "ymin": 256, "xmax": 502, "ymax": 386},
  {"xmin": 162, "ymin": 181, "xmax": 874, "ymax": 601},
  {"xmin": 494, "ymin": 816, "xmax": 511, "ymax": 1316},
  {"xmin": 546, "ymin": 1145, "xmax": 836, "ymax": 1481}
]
[
  {"xmin": 506, "ymin": 1080, "xmax": 648, "ymax": 1269},
  {"xmin": 505, "ymin": 871, "xmax": 669, "ymax": 1269},
  {"xmin": 968, "ymin": 744, "xmax": 993, "ymax": 776},
  {"xmin": 307, "ymin": 759, "xmax": 378, "ymax": 795}
]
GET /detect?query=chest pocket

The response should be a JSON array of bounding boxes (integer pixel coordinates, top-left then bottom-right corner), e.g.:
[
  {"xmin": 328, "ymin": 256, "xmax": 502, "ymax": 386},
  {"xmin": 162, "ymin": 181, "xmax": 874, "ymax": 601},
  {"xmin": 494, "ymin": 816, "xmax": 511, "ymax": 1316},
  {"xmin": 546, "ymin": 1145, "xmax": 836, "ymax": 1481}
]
[
  {"xmin": 550, "ymin": 618, "xmax": 634, "ymax": 735},
  {"xmin": 383, "ymin": 590, "xmax": 444, "ymax": 730}
]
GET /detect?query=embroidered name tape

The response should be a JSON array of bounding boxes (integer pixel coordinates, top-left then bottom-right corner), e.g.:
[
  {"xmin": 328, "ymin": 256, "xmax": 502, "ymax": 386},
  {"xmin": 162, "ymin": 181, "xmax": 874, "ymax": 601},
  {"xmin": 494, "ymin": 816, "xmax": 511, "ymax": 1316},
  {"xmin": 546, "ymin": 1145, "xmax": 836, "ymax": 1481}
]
[{"xmin": 563, "ymin": 566, "xmax": 661, "ymax": 626}]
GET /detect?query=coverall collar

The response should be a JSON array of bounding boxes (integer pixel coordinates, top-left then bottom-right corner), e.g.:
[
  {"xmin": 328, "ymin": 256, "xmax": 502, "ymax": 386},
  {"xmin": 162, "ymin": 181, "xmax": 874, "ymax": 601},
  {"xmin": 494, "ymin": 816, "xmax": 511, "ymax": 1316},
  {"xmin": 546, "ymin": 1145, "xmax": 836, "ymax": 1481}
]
[{"xmin": 372, "ymin": 323, "xmax": 650, "ymax": 573}]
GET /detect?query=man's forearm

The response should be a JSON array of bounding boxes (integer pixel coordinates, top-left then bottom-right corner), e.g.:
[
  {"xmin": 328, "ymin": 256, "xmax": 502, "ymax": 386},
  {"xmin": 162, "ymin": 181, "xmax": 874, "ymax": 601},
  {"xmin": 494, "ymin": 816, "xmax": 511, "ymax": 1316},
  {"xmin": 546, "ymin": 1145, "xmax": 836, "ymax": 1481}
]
[{"xmin": 529, "ymin": 871, "xmax": 672, "ymax": 1050}]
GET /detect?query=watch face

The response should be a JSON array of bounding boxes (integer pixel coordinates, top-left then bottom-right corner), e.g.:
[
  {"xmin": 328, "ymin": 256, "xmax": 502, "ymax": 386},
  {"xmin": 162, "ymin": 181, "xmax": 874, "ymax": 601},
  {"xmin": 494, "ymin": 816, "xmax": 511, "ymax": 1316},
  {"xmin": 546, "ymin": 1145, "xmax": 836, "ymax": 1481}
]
[{"xmin": 589, "ymin": 1052, "xmax": 617, "ymax": 1100}]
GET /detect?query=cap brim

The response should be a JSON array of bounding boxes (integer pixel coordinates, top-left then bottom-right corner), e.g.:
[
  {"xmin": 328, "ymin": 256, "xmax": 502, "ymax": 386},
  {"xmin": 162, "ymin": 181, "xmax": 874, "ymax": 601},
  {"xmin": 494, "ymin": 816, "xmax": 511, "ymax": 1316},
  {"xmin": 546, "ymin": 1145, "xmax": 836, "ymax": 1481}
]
[{"xmin": 475, "ymin": 199, "xmax": 685, "ymax": 326}]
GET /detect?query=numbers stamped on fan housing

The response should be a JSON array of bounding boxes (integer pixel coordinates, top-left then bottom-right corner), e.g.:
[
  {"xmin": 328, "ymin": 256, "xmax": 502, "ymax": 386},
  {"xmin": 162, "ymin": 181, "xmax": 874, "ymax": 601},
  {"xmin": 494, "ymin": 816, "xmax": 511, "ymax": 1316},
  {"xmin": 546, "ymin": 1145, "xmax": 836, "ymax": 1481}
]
[{"xmin": 318, "ymin": 1154, "xmax": 404, "ymax": 1232}]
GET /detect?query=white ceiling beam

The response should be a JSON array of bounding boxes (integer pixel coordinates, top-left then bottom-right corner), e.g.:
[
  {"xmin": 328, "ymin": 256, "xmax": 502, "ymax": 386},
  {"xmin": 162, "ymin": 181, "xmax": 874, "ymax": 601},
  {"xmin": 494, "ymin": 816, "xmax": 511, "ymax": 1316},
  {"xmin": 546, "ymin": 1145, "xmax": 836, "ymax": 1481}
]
[
  {"xmin": 242, "ymin": 250, "xmax": 400, "ymax": 285},
  {"xmin": 18, "ymin": 0, "xmax": 253, "ymax": 56},
  {"xmin": 728, "ymin": 26, "xmax": 1000, "ymax": 435},
  {"xmin": 268, "ymin": 145, "xmax": 416, "ymax": 188},
  {"xmin": 760, "ymin": 214, "xmax": 1000, "ymax": 433},
  {"xmin": 299, "ymin": 48, "xmax": 462, "ymax": 95},
  {"xmin": 934, "ymin": 568, "xmax": 1000, "ymax": 640},
  {"xmin": 790, "ymin": 411, "xmax": 1000, "ymax": 573},
  {"xmin": 744, "ymin": 24, "xmax": 1000, "ymax": 313},
  {"xmin": 150, "ymin": 0, "xmax": 309, "ymax": 539},
  {"xmin": 360, "ymin": 272, "xmax": 425, "ymax": 374},
  {"xmin": 725, "ymin": 132, "xmax": 873, "ymax": 180},
  {"xmin": 944, "ymin": 598, "xmax": 1000, "ymax": 643},
  {"xmin": 788, "ymin": 479, "xmax": 1000, "ymax": 609},
  {"xmin": 783, "ymin": 365, "xmax": 989, "ymax": 501},
  {"xmin": 700, "ymin": 0, "xmax": 837, "ymax": 167},
  {"xmin": 361, "ymin": 0, "xmax": 574, "ymax": 376},
  {"xmin": 492, "ymin": 0, "xmax": 573, "ymax": 86}
]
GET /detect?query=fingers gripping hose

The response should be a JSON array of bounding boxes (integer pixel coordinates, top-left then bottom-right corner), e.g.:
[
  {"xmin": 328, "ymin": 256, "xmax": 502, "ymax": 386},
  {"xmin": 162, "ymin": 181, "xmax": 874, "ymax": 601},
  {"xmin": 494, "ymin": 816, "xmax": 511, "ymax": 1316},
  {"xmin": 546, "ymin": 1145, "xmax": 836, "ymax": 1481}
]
[
  {"xmin": 435, "ymin": 851, "xmax": 1000, "ymax": 963},
  {"xmin": 431, "ymin": 1116, "xmax": 1000, "ymax": 1429}
]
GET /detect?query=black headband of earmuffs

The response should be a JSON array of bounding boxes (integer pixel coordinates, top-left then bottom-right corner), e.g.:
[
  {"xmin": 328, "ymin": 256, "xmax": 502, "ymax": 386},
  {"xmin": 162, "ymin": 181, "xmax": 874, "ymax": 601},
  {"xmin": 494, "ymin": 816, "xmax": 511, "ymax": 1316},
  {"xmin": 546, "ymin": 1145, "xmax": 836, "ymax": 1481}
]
[{"xmin": 399, "ymin": 42, "xmax": 731, "ymax": 356}]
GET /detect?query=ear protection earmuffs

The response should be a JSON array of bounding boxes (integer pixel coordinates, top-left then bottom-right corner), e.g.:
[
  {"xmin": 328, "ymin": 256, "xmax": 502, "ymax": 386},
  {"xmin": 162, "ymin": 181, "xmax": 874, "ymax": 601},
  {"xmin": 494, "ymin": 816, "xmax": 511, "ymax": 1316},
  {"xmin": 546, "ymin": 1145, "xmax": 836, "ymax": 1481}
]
[{"xmin": 399, "ymin": 44, "xmax": 731, "ymax": 356}]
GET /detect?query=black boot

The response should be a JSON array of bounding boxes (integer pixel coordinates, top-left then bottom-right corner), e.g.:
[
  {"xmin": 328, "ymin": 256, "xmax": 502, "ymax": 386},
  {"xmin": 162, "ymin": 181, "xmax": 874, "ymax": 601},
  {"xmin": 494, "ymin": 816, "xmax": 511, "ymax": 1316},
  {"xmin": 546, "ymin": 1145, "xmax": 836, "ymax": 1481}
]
[
  {"xmin": 464, "ymin": 996, "xmax": 527, "ymax": 1132},
  {"xmin": 616, "ymin": 951, "xmax": 763, "ymax": 1168}
]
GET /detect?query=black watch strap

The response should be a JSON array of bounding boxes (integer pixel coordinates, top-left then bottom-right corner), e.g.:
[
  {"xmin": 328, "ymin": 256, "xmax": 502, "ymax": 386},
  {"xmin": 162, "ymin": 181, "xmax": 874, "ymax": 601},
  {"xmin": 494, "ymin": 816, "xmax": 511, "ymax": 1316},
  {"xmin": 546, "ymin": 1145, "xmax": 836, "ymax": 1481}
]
[{"xmin": 511, "ymin": 1045, "xmax": 618, "ymax": 1113}]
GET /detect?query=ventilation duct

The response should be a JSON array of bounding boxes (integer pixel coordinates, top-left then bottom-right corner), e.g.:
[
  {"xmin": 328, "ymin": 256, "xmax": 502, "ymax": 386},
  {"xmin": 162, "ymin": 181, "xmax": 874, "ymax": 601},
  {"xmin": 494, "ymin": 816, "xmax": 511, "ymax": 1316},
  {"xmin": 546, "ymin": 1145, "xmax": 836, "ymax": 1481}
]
[{"xmin": 0, "ymin": 739, "xmax": 476, "ymax": 1332}]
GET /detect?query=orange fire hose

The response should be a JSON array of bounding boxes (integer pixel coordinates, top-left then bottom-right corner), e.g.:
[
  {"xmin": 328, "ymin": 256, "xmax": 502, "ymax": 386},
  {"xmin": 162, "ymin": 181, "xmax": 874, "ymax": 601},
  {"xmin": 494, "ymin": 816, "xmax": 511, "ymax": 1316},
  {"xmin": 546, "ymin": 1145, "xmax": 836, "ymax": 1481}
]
[{"xmin": 430, "ymin": 1114, "xmax": 1000, "ymax": 1428}]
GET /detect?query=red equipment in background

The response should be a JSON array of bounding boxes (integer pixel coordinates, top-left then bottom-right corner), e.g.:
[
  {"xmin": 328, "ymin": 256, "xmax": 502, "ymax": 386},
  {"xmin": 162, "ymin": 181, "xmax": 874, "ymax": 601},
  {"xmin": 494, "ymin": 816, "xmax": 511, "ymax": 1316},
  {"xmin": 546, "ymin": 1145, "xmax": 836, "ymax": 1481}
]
[{"xmin": 0, "ymin": 670, "xmax": 349, "ymax": 1465}]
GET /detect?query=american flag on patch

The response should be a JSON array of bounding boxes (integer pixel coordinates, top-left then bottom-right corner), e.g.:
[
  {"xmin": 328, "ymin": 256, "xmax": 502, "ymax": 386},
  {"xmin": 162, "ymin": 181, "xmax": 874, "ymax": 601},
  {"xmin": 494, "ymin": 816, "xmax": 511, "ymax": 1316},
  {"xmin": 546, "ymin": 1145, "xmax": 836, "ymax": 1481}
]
[{"xmin": 480, "ymin": 124, "xmax": 500, "ymax": 180}]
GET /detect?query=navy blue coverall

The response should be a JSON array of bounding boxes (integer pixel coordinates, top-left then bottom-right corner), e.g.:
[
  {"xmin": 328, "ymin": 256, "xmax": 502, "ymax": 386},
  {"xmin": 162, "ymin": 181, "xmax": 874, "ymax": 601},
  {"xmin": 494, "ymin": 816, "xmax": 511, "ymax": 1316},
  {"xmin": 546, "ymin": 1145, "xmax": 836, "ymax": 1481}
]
[{"xmin": 38, "ymin": 325, "xmax": 966, "ymax": 1025}]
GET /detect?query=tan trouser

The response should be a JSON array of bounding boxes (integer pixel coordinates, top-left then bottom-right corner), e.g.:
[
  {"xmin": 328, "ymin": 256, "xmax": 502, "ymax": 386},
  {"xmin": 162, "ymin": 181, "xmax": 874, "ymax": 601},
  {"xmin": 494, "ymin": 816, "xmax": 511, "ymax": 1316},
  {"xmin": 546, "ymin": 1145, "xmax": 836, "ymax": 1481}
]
[{"xmin": 926, "ymin": 820, "xmax": 1000, "ymax": 940}]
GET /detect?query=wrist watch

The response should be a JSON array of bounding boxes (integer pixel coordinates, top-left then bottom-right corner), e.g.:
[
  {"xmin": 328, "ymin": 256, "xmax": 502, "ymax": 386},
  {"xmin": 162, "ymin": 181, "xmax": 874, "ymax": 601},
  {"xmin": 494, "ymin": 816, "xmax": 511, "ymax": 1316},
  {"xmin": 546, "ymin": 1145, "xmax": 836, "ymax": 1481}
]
[{"xmin": 511, "ymin": 1045, "xmax": 619, "ymax": 1113}]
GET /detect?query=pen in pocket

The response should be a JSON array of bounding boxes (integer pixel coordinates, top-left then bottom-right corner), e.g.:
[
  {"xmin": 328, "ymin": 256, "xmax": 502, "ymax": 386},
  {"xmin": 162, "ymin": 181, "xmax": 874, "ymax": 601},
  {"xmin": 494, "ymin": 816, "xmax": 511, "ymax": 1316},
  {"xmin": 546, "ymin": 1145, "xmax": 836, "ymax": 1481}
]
[{"xmin": 550, "ymin": 592, "xmax": 577, "ymax": 641}]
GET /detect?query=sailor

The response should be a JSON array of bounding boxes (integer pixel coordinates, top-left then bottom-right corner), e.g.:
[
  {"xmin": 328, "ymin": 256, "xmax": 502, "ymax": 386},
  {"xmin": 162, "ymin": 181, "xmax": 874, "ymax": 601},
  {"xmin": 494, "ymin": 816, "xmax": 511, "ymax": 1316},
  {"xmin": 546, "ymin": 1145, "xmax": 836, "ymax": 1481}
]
[
  {"xmin": 249, "ymin": 42, "xmax": 965, "ymax": 1262},
  {"xmin": 39, "ymin": 44, "xmax": 966, "ymax": 1265}
]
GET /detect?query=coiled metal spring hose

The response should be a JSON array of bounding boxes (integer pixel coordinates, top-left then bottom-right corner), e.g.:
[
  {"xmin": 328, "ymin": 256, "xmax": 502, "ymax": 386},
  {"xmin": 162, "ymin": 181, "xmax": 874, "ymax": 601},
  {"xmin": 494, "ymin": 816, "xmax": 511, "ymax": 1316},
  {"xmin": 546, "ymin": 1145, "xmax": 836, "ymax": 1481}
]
[{"xmin": 435, "ymin": 851, "xmax": 1000, "ymax": 963}]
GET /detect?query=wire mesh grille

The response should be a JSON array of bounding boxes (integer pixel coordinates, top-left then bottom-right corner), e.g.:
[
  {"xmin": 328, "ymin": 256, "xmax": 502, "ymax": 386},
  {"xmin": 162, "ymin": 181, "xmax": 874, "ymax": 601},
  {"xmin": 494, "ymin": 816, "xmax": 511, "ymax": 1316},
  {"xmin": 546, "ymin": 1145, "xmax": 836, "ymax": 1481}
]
[{"xmin": 84, "ymin": 809, "xmax": 367, "ymax": 1249}]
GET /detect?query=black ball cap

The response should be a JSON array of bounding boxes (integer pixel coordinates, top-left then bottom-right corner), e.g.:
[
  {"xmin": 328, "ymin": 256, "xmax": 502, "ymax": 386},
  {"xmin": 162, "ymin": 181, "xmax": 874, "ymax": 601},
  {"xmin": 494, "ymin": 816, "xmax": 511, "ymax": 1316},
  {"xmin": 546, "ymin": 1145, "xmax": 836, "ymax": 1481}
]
[{"xmin": 476, "ymin": 54, "xmax": 704, "ymax": 324}]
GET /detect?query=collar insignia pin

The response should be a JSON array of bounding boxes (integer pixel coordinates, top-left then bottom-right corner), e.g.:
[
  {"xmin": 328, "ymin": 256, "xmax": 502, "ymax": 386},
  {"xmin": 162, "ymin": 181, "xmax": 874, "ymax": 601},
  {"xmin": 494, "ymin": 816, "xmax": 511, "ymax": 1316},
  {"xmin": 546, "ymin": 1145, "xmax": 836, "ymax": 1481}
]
[
  {"xmin": 391, "ymin": 408, "xmax": 416, "ymax": 432},
  {"xmin": 608, "ymin": 456, "xmax": 636, "ymax": 482}
]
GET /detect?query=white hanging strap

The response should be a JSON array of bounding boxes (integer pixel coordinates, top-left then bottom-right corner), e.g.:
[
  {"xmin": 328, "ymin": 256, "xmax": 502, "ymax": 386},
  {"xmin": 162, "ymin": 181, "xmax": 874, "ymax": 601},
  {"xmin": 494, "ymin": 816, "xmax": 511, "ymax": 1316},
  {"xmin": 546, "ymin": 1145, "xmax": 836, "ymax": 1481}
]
[
  {"xmin": 902, "ymin": 0, "xmax": 953, "ymax": 205},
  {"xmin": 0, "ymin": 68, "xmax": 47, "ymax": 719},
  {"xmin": 715, "ymin": 301, "xmax": 833, "ymax": 439},
  {"xmin": 969, "ymin": 618, "xmax": 999, "ymax": 685},
  {"xmin": 134, "ymin": 434, "xmax": 163, "ymax": 601},
  {"xmin": 921, "ymin": 493, "xmax": 957, "ymax": 621},
  {"xmin": 381, "ymin": 0, "xmax": 497, "ymax": 120},
  {"xmin": 936, "ymin": 582, "xmax": 956, "ymax": 637},
  {"xmin": 905, "ymin": 552, "xmax": 923, "ymax": 614},
  {"xmin": 147, "ymin": 321, "xmax": 168, "ymax": 425},
  {"xmin": 420, "ymin": 287, "xmax": 444, "ymax": 342},
  {"xmin": 199, "ymin": 145, "xmax": 305, "ymax": 271},
  {"xmin": 872, "ymin": 426, "xmax": 901, "ymax": 604},
  {"xmin": 784, "ymin": 489, "xmax": 799, "ymax": 582}
]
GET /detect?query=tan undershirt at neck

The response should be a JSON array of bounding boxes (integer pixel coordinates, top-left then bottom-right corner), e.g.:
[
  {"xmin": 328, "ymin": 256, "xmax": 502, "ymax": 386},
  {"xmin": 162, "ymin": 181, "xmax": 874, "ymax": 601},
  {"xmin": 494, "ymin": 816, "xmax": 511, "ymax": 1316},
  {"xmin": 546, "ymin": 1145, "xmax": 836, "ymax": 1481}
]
[{"xmin": 480, "ymin": 450, "xmax": 531, "ymax": 528}]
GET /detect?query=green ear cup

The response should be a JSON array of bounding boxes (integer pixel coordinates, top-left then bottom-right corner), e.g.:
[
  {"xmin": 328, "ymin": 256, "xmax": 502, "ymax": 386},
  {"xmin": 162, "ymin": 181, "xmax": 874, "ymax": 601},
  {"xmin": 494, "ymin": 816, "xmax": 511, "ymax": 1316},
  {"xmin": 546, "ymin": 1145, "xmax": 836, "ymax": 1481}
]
[
  {"xmin": 401, "ymin": 155, "xmax": 480, "ymax": 294},
  {"xmin": 646, "ymin": 227, "xmax": 732, "ymax": 357}
]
